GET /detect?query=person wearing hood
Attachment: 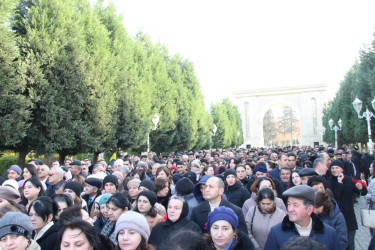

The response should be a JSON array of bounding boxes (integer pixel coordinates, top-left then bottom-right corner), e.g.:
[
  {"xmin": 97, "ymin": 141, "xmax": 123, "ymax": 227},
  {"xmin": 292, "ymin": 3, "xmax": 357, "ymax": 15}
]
[
  {"xmin": 313, "ymin": 190, "xmax": 348, "ymax": 249},
  {"xmin": 223, "ymin": 169, "xmax": 250, "ymax": 208},
  {"xmin": 328, "ymin": 160, "xmax": 367, "ymax": 250},
  {"xmin": 148, "ymin": 195, "xmax": 201, "ymax": 247},
  {"xmin": 193, "ymin": 175, "xmax": 212, "ymax": 204},
  {"xmin": 175, "ymin": 177, "xmax": 198, "ymax": 218}
]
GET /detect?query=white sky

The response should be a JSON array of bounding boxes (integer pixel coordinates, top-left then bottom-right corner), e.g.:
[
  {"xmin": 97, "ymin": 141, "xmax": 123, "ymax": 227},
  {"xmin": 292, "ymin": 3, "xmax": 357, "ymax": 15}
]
[{"xmin": 111, "ymin": 0, "xmax": 375, "ymax": 109}]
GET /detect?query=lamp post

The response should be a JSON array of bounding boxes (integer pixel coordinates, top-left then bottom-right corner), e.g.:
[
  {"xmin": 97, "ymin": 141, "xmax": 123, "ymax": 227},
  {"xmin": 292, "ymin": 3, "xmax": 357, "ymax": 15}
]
[
  {"xmin": 147, "ymin": 113, "xmax": 160, "ymax": 153},
  {"xmin": 320, "ymin": 127, "xmax": 326, "ymax": 142},
  {"xmin": 352, "ymin": 97, "xmax": 375, "ymax": 155},
  {"xmin": 329, "ymin": 118, "xmax": 342, "ymax": 149},
  {"xmin": 211, "ymin": 124, "xmax": 217, "ymax": 152},
  {"xmin": 237, "ymin": 131, "xmax": 240, "ymax": 148}
]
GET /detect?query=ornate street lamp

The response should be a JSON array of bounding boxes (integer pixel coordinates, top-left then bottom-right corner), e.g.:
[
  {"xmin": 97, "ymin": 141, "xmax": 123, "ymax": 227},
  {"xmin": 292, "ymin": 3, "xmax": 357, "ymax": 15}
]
[
  {"xmin": 329, "ymin": 118, "xmax": 342, "ymax": 149},
  {"xmin": 147, "ymin": 113, "xmax": 160, "ymax": 153}
]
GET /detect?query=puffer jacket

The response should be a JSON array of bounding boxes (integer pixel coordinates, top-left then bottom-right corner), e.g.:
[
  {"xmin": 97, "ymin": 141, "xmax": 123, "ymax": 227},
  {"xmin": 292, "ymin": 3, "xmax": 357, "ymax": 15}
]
[{"xmin": 224, "ymin": 181, "xmax": 251, "ymax": 208}]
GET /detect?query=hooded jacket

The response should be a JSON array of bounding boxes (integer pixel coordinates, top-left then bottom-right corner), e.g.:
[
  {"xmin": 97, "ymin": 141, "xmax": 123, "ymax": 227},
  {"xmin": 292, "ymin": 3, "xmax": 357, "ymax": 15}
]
[{"xmin": 193, "ymin": 175, "xmax": 212, "ymax": 203}]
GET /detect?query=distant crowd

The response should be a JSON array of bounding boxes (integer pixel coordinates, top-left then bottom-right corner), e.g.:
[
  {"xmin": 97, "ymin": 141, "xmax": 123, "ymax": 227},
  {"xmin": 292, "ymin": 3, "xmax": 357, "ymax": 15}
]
[{"xmin": 0, "ymin": 145, "xmax": 375, "ymax": 250}]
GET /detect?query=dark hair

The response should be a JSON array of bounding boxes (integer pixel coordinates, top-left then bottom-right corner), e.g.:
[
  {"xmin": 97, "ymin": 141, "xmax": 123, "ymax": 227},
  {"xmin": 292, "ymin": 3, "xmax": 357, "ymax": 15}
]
[
  {"xmin": 314, "ymin": 190, "xmax": 332, "ymax": 215},
  {"xmin": 372, "ymin": 160, "xmax": 375, "ymax": 178},
  {"xmin": 107, "ymin": 192, "xmax": 130, "ymax": 210},
  {"xmin": 52, "ymin": 194, "xmax": 73, "ymax": 207},
  {"xmin": 133, "ymin": 168, "xmax": 146, "ymax": 181},
  {"xmin": 28, "ymin": 196, "xmax": 58, "ymax": 222},
  {"xmin": 280, "ymin": 236, "xmax": 326, "ymax": 250},
  {"xmin": 57, "ymin": 219, "xmax": 100, "ymax": 250},
  {"xmin": 24, "ymin": 164, "xmax": 37, "ymax": 177},
  {"xmin": 156, "ymin": 167, "xmax": 171, "ymax": 179},
  {"xmin": 21, "ymin": 177, "xmax": 45, "ymax": 205},
  {"xmin": 59, "ymin": 205, "xmax": 83, "ymax": 224},
  {"xmin": 287, "ymin": 152, "xmax": 297, "ymax": 159},
  {"xmin": 154, "ymin": 177, "xmax": 169, "ymax": 194},
  {"xmin": 250, "ymin": 177, "xmax": 276, "ymax": 195},
  {"xmin": 307, "ymin": 175, "xmax": 327, "ymax": 189},
  {"xmin": 201, "ymin": 165, "xmax": 214, "ymax": 175},
  {"xmin": 134, "ymin": 196, "xmax": 157, "ymax": 218},
  {"xmin": 159, "ymin": 230, "xmax": 206, "ymax": 250},
  {"xmin": 257, "ymin": 187, "xmax": 275, "ymax": 203}
]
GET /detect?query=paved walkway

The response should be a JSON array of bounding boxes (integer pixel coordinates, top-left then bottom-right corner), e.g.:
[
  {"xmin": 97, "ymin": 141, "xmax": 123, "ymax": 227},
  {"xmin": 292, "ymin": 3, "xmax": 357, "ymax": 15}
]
[{"xmin": 354, "ymin": 196, "xmax": 372, "ymax": 250}]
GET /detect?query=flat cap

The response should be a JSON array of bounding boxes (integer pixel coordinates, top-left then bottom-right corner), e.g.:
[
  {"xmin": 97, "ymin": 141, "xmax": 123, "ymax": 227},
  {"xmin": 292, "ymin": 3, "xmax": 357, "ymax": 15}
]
[
  {"xmin": 283, "ymin": 185, "xmax": 316, "ymax": 203},
  {"xmin": 69, "ymin": 160, "xmax": 82, "ymax": 166},
  {"xmin": 85, "ymin": 177, "xmax": 102, "ymax": 189},
  {"xmin": 298, "ymin": 168, "xmax": 318, "ymax": 177}
]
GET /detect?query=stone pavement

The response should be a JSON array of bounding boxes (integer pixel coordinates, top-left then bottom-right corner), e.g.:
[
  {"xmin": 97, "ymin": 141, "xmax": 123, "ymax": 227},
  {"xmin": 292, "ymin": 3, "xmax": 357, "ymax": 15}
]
[{"xmin": 354, "ymin": 196, "xmax": 371, "ymax": 250}]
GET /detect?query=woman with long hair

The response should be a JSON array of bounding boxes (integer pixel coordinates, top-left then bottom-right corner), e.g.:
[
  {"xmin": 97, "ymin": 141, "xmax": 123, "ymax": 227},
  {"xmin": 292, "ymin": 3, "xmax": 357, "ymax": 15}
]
[
  {"xmin": 134, "ymin": 190, "xmax": 163, "ymax": 230},
  {"xmin": 19, "ymin": 177, "xmax": 45, "ymax": 211},
  {"xmin": 154, "ymin": 178, "xmax": 171, "ymax": 210}
]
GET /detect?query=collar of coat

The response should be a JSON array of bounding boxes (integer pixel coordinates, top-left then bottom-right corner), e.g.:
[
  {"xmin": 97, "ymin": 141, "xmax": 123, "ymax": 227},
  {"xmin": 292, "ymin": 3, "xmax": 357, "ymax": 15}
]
[{"xmin": 281, "ymin": 213, "xmax": 325, "ymax": 234}]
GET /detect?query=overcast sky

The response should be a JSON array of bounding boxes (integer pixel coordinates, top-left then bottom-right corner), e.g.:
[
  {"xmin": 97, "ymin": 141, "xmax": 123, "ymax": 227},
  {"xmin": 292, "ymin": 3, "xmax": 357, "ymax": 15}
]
[{"xmin": 111, "ymin": 0, "xmax": 375, "ymax": 109}]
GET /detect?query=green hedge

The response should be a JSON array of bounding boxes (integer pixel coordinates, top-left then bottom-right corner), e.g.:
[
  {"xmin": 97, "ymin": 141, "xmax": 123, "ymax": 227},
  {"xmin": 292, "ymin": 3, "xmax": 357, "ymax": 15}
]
[{"xmin": 0, "ymin": 155, "xmax": 18, "ymax": 178}]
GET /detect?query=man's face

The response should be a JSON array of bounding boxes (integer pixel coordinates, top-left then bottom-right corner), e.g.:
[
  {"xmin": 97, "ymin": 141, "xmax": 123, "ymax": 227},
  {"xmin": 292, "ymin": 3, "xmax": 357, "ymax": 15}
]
[
  {"xmin": 7, "ymin": 170, "xmax": 20, "ymax": 180},
  {"xmin": 203, "ymin": 178, "xmax": 223, "ymax": 202},
  {"xmin": 64, "ymin": 160, "xmax": 72, "ymax": 168},
  {"xmin": 48, "ymin": 169, "xmax": 61, "ymax": 184},
  {"xmin": 236, "ymin": 167, "xmax": 247, "ymax": 180},
  {"xmin": 188, "ymin": 155, "xmax": 195, "ymax": 162},
  {"xmin": 271, "ymin": 153, "xmax": 278, "ymax": 161},
  {"xmin": 331, "ymin": 165, "xmax": 343, "ymax": 177},
  {"xmin": 84, "ymin": 159, "xmax": 91, "ymax": 166},
  {"xmin": 112, "ymin": 163, "xmax": 121, "ymax": 172},
  {"xmin": 71, "ymin": 165, "xmax": 80, "ymax": 176},
  {"xmin": 323, "ymin": 153, "xmax": 331, "ymax": 168},
  {"xmin": 347, "ymin": 154, "xmax": 352, "ymax": 161},
  {"xmin": 288, "ymin": 156, "xmax": 296, "ymax": 169},
  {"xmin": 214, "ymin": 154, "xmax": 219, "ymax": 161},
  {"xmin": 177, "ymin": 164, "xmax": 185, "ymax": 174},
  {"xmin": 278, "ymin": 155, "xmax": 288, "ymax": 168},
  {"xmin": 315, "ymin": 162, "xmax": 328, "ymax": 176},
  {"xmin": 287, "ymin": 197, "xmax": 312, "ymax": 226},
  {"xmin": 38, "ymin": 166, "xmax": 48, "ymax": 179},
  {"xmin": 52, "ymin": 161, "xmax": 60, "ymax": 168},
  {"xmin": 84, "ymin": 184, "xmax": 97, "ymax": 195},
  {"xmin": 152, "ymin": 164, "xmax": 159, "ymax": 176},
  {"xmin": 280, "ymin": 169, "xmax": 291, "ymax": 184},
  {"xmin": 81, "ymin": 165, "xmax": 89, "ymax": 175}
]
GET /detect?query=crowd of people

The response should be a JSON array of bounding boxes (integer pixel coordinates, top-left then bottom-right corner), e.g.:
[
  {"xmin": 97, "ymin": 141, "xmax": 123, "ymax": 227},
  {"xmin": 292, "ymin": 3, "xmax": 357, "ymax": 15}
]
[{"xmin": 0, "ymin": 145, "xmax": 374, "ymax": 250}]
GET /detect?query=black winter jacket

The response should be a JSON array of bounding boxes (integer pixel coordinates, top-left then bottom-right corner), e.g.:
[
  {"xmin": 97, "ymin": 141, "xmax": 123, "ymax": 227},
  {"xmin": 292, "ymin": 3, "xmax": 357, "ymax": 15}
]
[{"xmin": 224, "ymin": 181, "xmax": 250, "ymax": 208}]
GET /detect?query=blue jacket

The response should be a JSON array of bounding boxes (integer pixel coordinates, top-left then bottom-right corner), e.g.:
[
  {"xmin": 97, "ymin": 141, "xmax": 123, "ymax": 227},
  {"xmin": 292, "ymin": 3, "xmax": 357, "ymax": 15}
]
[
  {"xmin": 264, "ymin": 213, "xmax": 341, "ymax": 250},
  {"xmin": 193, "ymin": 175, "xmax": 212, "ymax": 203},
  {"xmin": 317, "ymin": 198, "xmax": 348, "ymax": 249}
]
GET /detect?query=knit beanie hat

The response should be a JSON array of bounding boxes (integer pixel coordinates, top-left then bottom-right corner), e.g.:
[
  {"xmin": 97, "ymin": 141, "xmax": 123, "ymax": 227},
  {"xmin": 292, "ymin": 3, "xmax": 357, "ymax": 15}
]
[
  {"xmin": 183, "ymin": 171, "xmax": 197, "ymax": 184},
  {"xmin": 127, "ymin": 179, "xmax": 141, "ymax": 189},
  {"xmin": 224, "ymin": 169, "xmax": 237, "ymax": 179},
  {"xmin": 207, "ymin": 206, "xmax": 238, "ymax": 231},
  {"xmin": 139, "ymin": 179, "xmax": 154, "ymax": 192},
  {"xmin": 115, "ymin": 211, "xmax": 150, "ymax": 241},
  {"xmin": 7, "ymin": 165, "xmax": 22, "ymax": 176},
  {"xmin": 99, "ymin": 193, "xmax": 112, "ymax": 206},
  {"xmin": 0, "ymin": 212, "xmax": 33, "ymax": 239},
  {"xmin": 175, "ymin": 177, "xmax": 195, "ymax": 196},
  {"xmin": 0, "ymin": 186, "xmax": 20, "ymax": 201},
  {"xmin": 330, "ymin": 160, "xmax": 344, "ymax": 170},
  {"xmin": 103, "ymin": 175, "xmax": 119, "ymax": 190},
  {"xmin": 137, "ymin": 190, "xmax": 157, "ymax": 207},
  {"xmin": 254, "ymin": 163, "xmax": 267, "ymax": 173},
  {"xmin": 172, "ymin": 173, "xmax": 184, "ymax": 184},
  {"xmin": 64, "ymin": 181, "xmax": 83, "ymax": 197}
]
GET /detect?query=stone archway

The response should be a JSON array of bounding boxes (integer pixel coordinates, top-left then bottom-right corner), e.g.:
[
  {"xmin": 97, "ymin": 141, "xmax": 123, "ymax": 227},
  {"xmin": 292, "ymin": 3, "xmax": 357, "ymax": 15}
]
[{"xmin": 233, "ymin": 84, "xmax": 328, "ymax": 147}]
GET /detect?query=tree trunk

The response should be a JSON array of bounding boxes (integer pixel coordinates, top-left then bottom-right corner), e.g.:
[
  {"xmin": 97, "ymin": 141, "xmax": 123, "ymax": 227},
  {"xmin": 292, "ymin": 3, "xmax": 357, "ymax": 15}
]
[
  {"xmin": 93, "ymin": 152, "xmax": 100, "ymax": 164},
  {"xmin": 17, "ymin": 148, "xmax": 29, "ymax": 167},
  {"xmin": 59, "ymin": 152, "xmax": 67, "ymax": 165}
]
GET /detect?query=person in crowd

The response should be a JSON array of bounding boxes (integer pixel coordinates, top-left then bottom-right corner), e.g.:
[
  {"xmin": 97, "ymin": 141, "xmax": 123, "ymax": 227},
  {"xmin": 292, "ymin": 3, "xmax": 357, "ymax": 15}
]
[
  {"xmin": 148, "ymin": 195, "xmax": 201, "ymax": 246},
  {"xmin": 28, "ymin": 196, "xmax": 59, "ymax": 250},
  {"xmin": 307, "ymin": 175, "xmax": 334, "ymax": 198},
  {"xmin": 204, "ymin": 206, "xmax": 255, "ymax": 250},
  {"xmin": 134, "ymin": 190, "xmax": 163, "ymax": 230},
  {"xmin": 223, "ymin": 169, "xmax": 250, "ymax": 208},
  {"xmin": 264, "ymin": 185, "xmax": 341, "ymax": 249},
  {"xmin": 154, "ymin": 177, "xmax": 170, "ymax": 210},
  {"xmin": 155, "ymin": 167, "xmax": 173, "ymax": 184},
  {"xmin": 139, "ymin": 179, "xmax": 155, "ymax": 192},
  {"xmin": 82, "ymin": 177, "xmax": 102, "ymax": 214},
  {"xmin": 63, "ymin": 181, "xmax": 86, "ymax": 210},
  {"xmin": 18, "ymin": 164, "xmax": 37, "ymax": 188},
  {"xmin": 45, "ymin": 166, "xmax": 65, "ymax": 198},
  {"xmin": 299, "ymin": 167, "xmax": 319, "ymax": 185},
  {"xmin": 58, "ymin": 205, "xmax": 94, "ymax": 226},
  {"xmin": 246, "ymin": 188, "xmax": 286, "ymax": 249},
  {"xmin": 291, "ymin": 170, "xmax": 301, "ymax": 186},
  {"xmin": 237, "ymin": 164, "xmax": 251, "ymax": 187},
  {"xmin": 366, "ymin": 160, "xmax": 375, "ymax": 236},
  {"xmin": 201, "ymin": 165, "xmax": 215, "ymax": 176},
  {"xmin": 20, "ymin": 177, "xmax": 45, "ymax": 211},
  {"xmin": 268, "ymin": 154, "xmax": 289, "ymax": 181},
  {"xmin": 192, "ymin": 175, "xmax": 212, "ymax": 204},
  {"xmin": 0, "ymin": 212, "xmax": 40, "ymax": 250},
  {"xmin": 37, "ymin": 165, "xmax": 50, "ymax": 189},
  {"xmin": 242, "ymin": 177, "xmax": 286, "ymax": 217},
  {"xmin": 176, "ymin": 161, "xmax": 187, "ymax": 175},
  {"xmin": 127, "ymin": 179, "xmax": 141, "ymax": 204},
  {"xmin": 190, "ymin": 176, "xmax": 247, "ymax": 234},
  {"xmin": 175, "ymin": 177, "xmax": 198, "ymax": 218},
  {"xmin": 103, "ymin": 175, "xmax": 119, "ymax": 194},
  {"xmin": 112, "ymin": 171, "xmax": 125, "ymax": 192},
  {"xmin": 280, "ymin": 236, "xmax": 326, "ymax": 250},
  {"xmin": 101, "ymin": 192, "xmax": 130, "ymax": 245},
  {"xmin": 158, "ymin": 230, "xmax": 206, "ymax": 250},
  {"xmin": 52, "ymin": 193, "xmax": 72, "ymax": 219},
  {"xmin": 7, "ymin": 165, "xmax": 22, "ymax": 181},
  {"xmin": 313, "ymin": 190, "xmax": 348, "ymax": 249},
  {"xmin": 0, "ymin": 186, "xmax": 23, "ymax": 211},
  {"xmin": 329, "ymin": 160, "xmax": 367, "ymax": 250},
  {"xmin": 115, "ymin": 211, "xmax": 155, "ymax": 250},
  {"xmin": 70, "ymin": 160, "xmax": 87, "ymax": 179},
  {"xmin": 279, "ymin": 167, "xmax": 291, "ymax": 192},
  {"xmin": 93, "ymin": 193, "xmax": 112, "ymax": 234},
  {"xmin": 190, "ymin": 160, "xmax": 202, "ymax": 181}
]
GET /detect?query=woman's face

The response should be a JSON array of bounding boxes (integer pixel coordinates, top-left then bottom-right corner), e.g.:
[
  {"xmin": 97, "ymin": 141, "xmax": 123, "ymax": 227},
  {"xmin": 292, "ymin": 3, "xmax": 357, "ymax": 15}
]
[
  {"xmin": 23, "ymin": 181, "xmax": 40, "ymax": 201},
  {"xmin": 258, "ymin": 180, "xmax": 272, "ymax": 191},
  {"xmin": 226, "ymin": 175, "xmax": 236, "ymax": 186},
  {"xmin": 157, "ymin": 171, "xmax": 167, "ymax": 180},
  {"xmin": 210, "ymin": 220, "xmax": 234, "ymax": 249},
  {"xmin": 107, "ymin": 201, "xmax": 126, "ymax": 222},
  {"xmin": 104, "ymin": 183, "xmax": 117, "ymax": 194},
  {"xmin": 93, "ymin": 202, "xmax": 100, "ymax": 217},
  {"xmin": 259, "ymin": 198, "xmax": 275, "ymax": 214},
  {"xmin": 29, "ymin": 206, "xmax": 50, "ymax": 233},
  {"xmin": 23, "ymin": 168, "xmax": 32, "ymax": 180},
  {"xmin": 100, "ymin": 204, "xmax": 109, "ymax": 219},
  {"xmin": 205, "ymin": 167, "xmax": 215, "ymax": 176},
  {"xmin": 292, "ymin": 172, "xmax": 301, "ymax": 186},
  {"xmin": 56, "ymin": 201, "xmax": 68, "ymax": 219},
  {"xmin": 133, "ymin": 174, "xmax": 140, "ymax": 180},
  {"xmin": 314, "ymin": 205, "xmax": 324, "ymax": 215},
  {"xmin": 0, "ymin": 198, "xmax": 10, "ymax": 208},
  {"xmin": 157, "ymin": 183, "xmax": 169, "ymax": 197},
  {"xmin": 137, "ymin": 196, "xmax": 152, "ymax": 214},
  {"xmin": 229, "ymin": 160, "xmax": 236, "ymax": 169},
  {"xmin": 370, "ymin": 163, "xmax": 374, "ymax": 175},
  {"xmin": 128, "ymin": 186, "xmax": 139, "ymax": 199},
  {"xmin": 117, "ymin": 229, "xmax": 142, "ymax": 250},
  {"xmin": 60, "ymin": 228, "xmax": 93, "ymax": 250},
  {"xmin": 64, "ymin": 189, "xmax": 77, "ymax": 201},
  {"xmin": 0, "ymin": 234, "xmax": 30, "ymax": 250},
  {"xmin": 167, "ymin": 199, "xmax": 183, "ymax": 222},
  {"xmin": 245, "ymin": 165, "xmax": 253, "ymax": 175}
]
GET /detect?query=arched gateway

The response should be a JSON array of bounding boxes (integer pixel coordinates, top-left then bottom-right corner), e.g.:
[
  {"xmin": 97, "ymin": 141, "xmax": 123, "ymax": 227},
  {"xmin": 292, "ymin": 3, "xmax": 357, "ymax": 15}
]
[{"xmin": 233, "ymin": 84, "xmax": 328, "ymax": 147}]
